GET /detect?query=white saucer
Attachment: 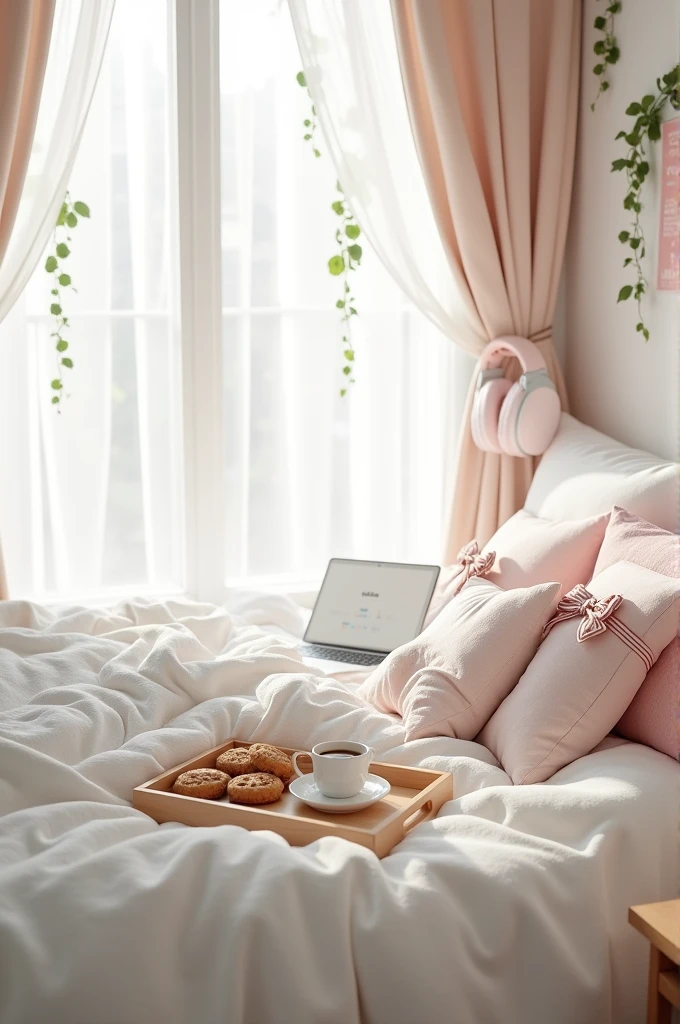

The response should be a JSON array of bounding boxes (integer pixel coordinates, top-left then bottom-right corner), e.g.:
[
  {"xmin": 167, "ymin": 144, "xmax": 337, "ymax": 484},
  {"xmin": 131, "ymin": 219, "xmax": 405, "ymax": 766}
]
[{"xmin": 288, "ymin": 773, "xmax": 391, "ymax": 814}]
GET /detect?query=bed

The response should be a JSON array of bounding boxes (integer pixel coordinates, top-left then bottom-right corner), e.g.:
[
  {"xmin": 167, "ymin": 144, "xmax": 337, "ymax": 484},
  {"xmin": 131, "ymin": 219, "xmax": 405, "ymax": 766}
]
[{"xmin": 0, "ymin": 414, "xmax": 677, "ymax": 1024}]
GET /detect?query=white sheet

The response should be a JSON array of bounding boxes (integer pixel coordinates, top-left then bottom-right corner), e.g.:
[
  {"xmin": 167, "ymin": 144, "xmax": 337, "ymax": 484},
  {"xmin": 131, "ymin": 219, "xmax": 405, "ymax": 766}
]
[{"xmin": 0, "ymin": 594, "xmax": 676, "ymax": 1024}]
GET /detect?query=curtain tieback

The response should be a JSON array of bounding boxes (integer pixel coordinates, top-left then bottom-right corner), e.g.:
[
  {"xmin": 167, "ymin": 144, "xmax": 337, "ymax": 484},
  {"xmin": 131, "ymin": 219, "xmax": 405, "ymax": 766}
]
[
  {"xmin": 528, "ymin": 326, "xmax": 553, "ymax": 343},
  {"xmin": 541, "ymin": 584, "xmax": 654, "ymax": 671},
  {"xmin": 452, "ymin": 540, "xmax": 495, "ymax": 595}
]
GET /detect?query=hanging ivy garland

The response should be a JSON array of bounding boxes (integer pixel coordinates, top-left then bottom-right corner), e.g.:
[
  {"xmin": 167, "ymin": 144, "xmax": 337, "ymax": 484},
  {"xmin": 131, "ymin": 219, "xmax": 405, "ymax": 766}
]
[
  {"xmin": 44, "ymin": 192, "xmax": 90, "ymax": 408},
  {"xmin": 590, "ymin": 0, "xmax": 621, "ymax": 111},
  {"xmin": 611, "ymin": 65, "xmax": 680, "ymax": 340},
  {"xmin": 296, "ymin": 71, "xmax": 362, "ymax": 393}
]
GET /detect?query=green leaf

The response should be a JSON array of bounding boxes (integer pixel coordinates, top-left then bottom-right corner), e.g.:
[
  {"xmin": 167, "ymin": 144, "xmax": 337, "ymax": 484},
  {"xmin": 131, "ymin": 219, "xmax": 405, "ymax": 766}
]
[
  {"xmin": 303, "ymin": 119, "xmax": 311, "ymax": 127},
  {"xmin": 51, "ymin": 379, "xmax": 63, "ymax": 390},
  {"xmin": 618, "ymin": 230, "xmax": 630, "ymax": 242},
  {"xmin": 624, "ymin": 132, "xmax": 640, "ymax": 146},
  {"xmin": 342, "ymin": 365, "xmax": 351, "ymax": 376},
  {"xmin": 593, "ymin": 63, "xmax": 604, "ymax": 75},
  {"xmin": 303, "ymin": 133, "xmax": 312, "ymax": 140},
  {"xmin": 328, "ymin": 255, "xmax": 345, "ymax": 276},
  {"xmin": 648, "ymin": 121, "xmax": 661, "ymax": 142},
  {"xmin": 50, "ymin": 303, "xmax": 62, "ymax": 316},
  {"xmin": 336, "ymin": 299, "xmax": 345, "ymax": 308},
  {"xmin": 56, "ymin": 339, "xmax": 68, "ymax": 352},
  {"xmin": 296, "ymin": 71, "xmax": 306, "ymax": 87},
  {"xmin": 605, "ymin": 47, "xmax": 620, "ymax": 64},
  {"xmin": 340, "ymin": 388, "xmax": 347, "ymax": 397},
  {"xmin": 593, "ymin": 40, "xmax": 605, "ymax": 55},
  {"xmin": 636, "ymin": 322, "xmax": 645, "ymax": 332},
  {"xmin": 349, "ymin": 306, "xmax": 358, "ymax": 315},
  {"xmin": 347, "ymin": 243, "xmax": 362, "ymax": 261},
  {"xmin": 593, "ymin": 15, "xmax": 606, "ymax": 29},
  {"xmin": 344, "ymin": 349, "xmax": 354, "ymax": 361},
  {"xmin": 313, "ymin": 148, "xmax": 321, "ymax": 158},
  {"xmin": 58, "ymin": 273, "xmax": 71, "ymax": 286},
  {"xmin": 73, "ymin": 201, "xmax": 90, "ymax": 217},
  {"xmin": 611, "ymin": 158, "xmax": 626, "ymax": 171},
  {"xmin": 617, "ymin": 285, "xmax": 633, "ymax": 302},
  {"xmin": 629, "ymin": 237, "xmax": 641, "ymax": 249},
  {"xmin": 51, "ymin": 395, "xmax": 60, "ymax": 405},
  {"xmin": 623, "ymin": 257, "xmax": 632, "ymax": 266},
  {"xmin": 642, "ymin": 327, "xmax": 650, "ymax": 341},
  {"xmin": 614, "ymin": 130, "xmax": 627, "ymax": 140},
  {"xmin": 608, "ymin": 1, "xmax": 621, "ymax": 11},
  {"xmin": 601, "ymin": 80, "xmax": 610, "ymax": 91},
  {"xmin": 641, "ymin": 94, "xmax": 655, "ymax": 110},
  {"xmin": 56, "ymin": 203, "xmax": 67, "ymax": 227},
  {"xmin": 626, "ymin": 102, "xmax": 642, "ymax": 115},
  {"xmin": 61, "ymin": 357, "xmax": 73, "ymax": 368},
  {"xmin": 345, "ymin": 223, "xmax": 360, "ymax": 240},
  {"xmin": 331, "ymin": 200, "xmax": 344, "ymax": 215},
  {"xmin": 56, "ymin": 242, "xmax": 70, "ymax": 259},
  {"xmin": 66, "ymin": 212, "xmax": 77, "ymax": 228},
  {"xmin": 336, "ymin": 180, "xmax": 343, "ymax": 192},
  {"xmin": 50, "ymin": 288, "xmax": 58, "ymax": 296},
  {"xmin": 45, "ymin": 255, "xmax": 58, "ymax": 273}
]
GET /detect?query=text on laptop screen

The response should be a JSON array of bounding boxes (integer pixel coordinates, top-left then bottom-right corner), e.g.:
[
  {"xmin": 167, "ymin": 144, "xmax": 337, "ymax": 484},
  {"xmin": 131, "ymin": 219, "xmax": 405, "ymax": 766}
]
[{"xmin": 304, "ymin": 560, "xmax": 439, "ymax": 653}]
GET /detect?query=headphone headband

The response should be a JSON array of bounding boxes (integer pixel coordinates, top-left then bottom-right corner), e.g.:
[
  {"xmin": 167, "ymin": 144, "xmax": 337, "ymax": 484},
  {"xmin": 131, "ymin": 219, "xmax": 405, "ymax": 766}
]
[{"xmin": 479, "ymin": 335, "xmax": 547, "ymax": 374}]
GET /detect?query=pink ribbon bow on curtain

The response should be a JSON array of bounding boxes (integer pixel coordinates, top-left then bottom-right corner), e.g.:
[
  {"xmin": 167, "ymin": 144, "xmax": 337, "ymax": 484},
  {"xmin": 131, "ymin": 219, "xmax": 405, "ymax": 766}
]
[
  {"xmin": 541, "ymin": 583, "xmax": 654, "ymax": 671},
  {"xmin": 452, "ymin": 540, "xmax": 495, "ymax": 595}
]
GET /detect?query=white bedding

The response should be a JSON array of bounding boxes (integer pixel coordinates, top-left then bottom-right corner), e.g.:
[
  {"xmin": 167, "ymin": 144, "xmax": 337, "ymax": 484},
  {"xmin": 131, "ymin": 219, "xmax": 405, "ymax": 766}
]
[{"xmin": 0, "ymin": 593, "xmax": 677, "ymax": 1024}]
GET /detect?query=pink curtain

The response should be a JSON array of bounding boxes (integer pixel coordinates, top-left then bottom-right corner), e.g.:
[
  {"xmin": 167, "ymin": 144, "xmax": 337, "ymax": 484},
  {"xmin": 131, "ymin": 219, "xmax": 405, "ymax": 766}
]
[
  {"xmin": 0, "ymin": 0, "xmax": 55, "ymax": 598},
  {"xmin": 391, "ymin": 0, "xmax": 580, "ymax": 563}
]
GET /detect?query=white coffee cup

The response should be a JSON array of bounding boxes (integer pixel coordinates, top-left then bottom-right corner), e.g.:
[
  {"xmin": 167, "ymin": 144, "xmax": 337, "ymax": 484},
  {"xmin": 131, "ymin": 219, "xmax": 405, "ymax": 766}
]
[{"xmin": 293, "ymin": 741, "xmax": 375, "ymax": 799}]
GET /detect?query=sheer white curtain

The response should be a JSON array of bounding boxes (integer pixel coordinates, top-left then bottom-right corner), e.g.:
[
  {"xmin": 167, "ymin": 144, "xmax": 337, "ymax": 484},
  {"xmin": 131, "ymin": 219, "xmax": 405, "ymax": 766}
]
[
  {"xmin": 220, "ymin": 0, "xmax": 471, "ymax": 582},
  {"xmin": 287, "ymin": 0, "xmax": 483, "ymax": 358},
  {"xmin": 0, "ymin": 0, "xmax": 115, "ymax": 323},
  {"xmin": 0, "ymin": 0, "xmax": 180, "ymax": 598}
]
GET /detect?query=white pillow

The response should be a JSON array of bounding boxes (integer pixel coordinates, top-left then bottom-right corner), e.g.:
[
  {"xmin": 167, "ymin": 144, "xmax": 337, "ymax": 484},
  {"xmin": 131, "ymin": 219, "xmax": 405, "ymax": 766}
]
[{"xmin": 525, "ymin": 414, "xmax": 678, "ymax": 532}]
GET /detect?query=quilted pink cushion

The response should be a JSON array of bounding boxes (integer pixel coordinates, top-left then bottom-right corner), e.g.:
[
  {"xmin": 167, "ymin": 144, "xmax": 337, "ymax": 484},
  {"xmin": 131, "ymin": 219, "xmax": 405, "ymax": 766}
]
[
  {"xmin": 425, "ymin": 510, "xmax": 608, "ymax": 626},
  {"xmin": 479, "ymin": 561, "xmax": 679, "ymax": 784},
  {"xmin": 593, "ymin": 506, "xmax": 679, "ymax": 759},
  {"xmin": 359, "ymin": 576, "xmax": 559, "ymax": 742}
]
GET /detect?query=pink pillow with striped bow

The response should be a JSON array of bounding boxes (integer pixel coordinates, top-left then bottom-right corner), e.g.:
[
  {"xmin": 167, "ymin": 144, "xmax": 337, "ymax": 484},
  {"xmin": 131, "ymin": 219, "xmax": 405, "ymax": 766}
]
[
  {"xmin": 425, "ymin": 510, "xmax": 608, "ymax": 626},
  {"xmin": 478, "ymin": 561, "xmax": 679, "ymax": 784},
  {"xmin": 593, "ymin": 506, "xmax": 679, "ymax": 759},
  {"xmin": 359, "ymin": 576, "xmax": 559, "ymax": 743}
]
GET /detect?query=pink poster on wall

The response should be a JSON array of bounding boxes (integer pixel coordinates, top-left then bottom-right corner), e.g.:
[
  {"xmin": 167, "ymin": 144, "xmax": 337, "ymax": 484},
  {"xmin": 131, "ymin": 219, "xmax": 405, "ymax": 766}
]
[{"xmin": 657, "ymin": 116, "xmax": 680, "ymax": 291}]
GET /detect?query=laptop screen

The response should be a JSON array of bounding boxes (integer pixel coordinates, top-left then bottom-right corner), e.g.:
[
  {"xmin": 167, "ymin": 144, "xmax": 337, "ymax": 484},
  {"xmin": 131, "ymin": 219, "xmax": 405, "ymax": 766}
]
[{"xmin": 304, "ymin": 559, "xmax": 440, "ymax": 654}]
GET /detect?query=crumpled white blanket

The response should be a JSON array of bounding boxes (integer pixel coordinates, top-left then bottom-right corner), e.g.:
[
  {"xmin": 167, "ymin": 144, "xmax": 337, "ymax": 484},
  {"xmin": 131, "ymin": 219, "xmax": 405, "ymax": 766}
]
[{"xmin": 0, "ymin": 594, "xmax": 677, "ymax": 1024}]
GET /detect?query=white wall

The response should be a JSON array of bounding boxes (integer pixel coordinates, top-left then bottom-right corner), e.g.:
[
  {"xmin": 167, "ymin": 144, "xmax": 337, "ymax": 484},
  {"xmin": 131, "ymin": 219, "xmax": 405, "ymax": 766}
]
[{"xmin": 564, "ymin": 0, "xmax": 679, "ymax": 461}]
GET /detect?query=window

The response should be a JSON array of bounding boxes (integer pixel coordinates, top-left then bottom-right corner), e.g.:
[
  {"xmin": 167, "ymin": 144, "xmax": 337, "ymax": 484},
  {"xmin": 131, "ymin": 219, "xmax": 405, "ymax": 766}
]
[{"xmin": 0, "ymin": 0, "xmax": 465, "ymax": 604}]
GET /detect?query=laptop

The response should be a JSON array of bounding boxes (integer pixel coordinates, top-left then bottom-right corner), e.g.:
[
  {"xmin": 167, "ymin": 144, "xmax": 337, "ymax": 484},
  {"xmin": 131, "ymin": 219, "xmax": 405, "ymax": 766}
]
[{"xmin": 300, "ymin": 558, "xmax": 440, "ymax": 672}]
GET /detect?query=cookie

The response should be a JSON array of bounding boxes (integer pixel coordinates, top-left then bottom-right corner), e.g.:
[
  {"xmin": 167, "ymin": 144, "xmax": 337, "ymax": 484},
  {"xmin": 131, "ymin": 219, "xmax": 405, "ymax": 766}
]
[
  {"xmin": 248, "ymin": 743, "xmax": 295, "ymax": 784},
  {"xmin": 216, "ymin": 748, "xmax": 254, "ymax": 776},
  {"xmin": 227, "ymin": 772, "xmax": 284, "ymax": 805},
  {"xmin": 172, "ymin": 768, "xmax": 230, "ymax": 799}
]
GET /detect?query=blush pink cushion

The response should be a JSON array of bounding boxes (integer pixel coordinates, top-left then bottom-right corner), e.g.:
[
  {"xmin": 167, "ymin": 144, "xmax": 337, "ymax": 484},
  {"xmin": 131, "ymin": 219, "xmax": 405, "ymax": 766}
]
[
  {"xmin": 425, "ymin": 510, "xmax": 608, "ymax": 626},
  {"xmin": 593, "ymin": 506, "xmax": 679, "ymax": 759},
  {"xmin": 479, "ymin": 562, "xmax": 679, "ymax": 784},
  {"xmin": 359, "ymin": 576, "xmax": 559, "ymax": 742}
]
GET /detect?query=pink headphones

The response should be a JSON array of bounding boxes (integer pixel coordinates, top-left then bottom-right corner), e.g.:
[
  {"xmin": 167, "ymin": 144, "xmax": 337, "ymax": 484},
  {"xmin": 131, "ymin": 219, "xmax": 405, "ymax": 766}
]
[{"xmin": 471, "ymin": 336, "xmax": 561, "ymax": 456}]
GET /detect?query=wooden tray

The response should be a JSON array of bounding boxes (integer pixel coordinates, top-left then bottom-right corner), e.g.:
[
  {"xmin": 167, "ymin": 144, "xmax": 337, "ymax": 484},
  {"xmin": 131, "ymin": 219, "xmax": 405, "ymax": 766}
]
[{"xmin": 133, "ymin": 739, "xmax": 453, "ymax": 859}]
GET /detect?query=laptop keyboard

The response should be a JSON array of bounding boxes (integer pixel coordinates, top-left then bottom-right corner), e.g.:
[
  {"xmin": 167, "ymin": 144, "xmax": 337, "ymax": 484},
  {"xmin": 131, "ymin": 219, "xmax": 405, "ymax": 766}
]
[{"xmin": 300, "ymin": 644, "xmax": 385, "ymax": 666}]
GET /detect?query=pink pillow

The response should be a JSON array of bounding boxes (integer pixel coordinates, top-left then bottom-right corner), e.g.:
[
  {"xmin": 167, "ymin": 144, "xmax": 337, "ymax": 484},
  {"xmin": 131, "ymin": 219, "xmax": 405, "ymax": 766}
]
[
  {"xmin": 359, "ymin": 576, "xmax": 559, "ymax": 743},
  {"xmin": 593, "ymin": 506, "xmax": 679, "ymax": 759},
  {"xmin": 479, "ymin": 562, "xmax": 679, "ymax": 784},
  {"xmin": 425, "ymin": 510, "xmax": 608, "ymax": 625}
]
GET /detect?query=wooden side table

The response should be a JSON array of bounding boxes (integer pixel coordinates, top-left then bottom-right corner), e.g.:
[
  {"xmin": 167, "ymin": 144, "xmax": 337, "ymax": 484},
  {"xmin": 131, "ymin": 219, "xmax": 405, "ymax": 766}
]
[{"xmin": 629, "ymin": 900, "xmax": 680, "ymax": 1024}]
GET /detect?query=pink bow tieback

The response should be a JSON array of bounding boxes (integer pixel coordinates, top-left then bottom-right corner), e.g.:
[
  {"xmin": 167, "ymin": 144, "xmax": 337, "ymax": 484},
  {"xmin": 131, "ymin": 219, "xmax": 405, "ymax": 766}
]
[
  {"xmin": 452, "ymin": 540, "xmax": 496, "ymax": 596},
  {"xmin": 541, "ymin": 583, "xmax": 654, "ymax": 671}
]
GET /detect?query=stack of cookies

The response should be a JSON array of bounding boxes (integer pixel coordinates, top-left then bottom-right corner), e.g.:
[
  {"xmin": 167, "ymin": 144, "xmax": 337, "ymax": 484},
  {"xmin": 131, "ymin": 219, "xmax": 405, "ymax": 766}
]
[{"xmin": 171, "ymin": 743, "xmax": 295, "ymax": 805}]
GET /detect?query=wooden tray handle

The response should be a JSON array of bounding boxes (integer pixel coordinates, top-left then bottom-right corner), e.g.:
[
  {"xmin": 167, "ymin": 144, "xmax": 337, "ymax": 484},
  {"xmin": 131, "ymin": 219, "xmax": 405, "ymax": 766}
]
[{"xmin": 402, "ymin": 799, "xmax": 433, "ymax": 837}]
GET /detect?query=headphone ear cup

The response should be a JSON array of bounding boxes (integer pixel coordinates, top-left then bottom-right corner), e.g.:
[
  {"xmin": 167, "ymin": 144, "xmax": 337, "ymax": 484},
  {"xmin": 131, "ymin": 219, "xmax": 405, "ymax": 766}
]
[
  {"xmin": 471, "ymin": 378, "xmax": 512, "ymax": 453},
  {"xmin": 496, "ymin": 382, "xmax": 525, "ymax": 456}
]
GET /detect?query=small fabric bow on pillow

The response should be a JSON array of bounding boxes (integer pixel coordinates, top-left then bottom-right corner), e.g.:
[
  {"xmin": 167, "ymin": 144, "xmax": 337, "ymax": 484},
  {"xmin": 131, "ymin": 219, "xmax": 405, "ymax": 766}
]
[{"xmin": 451, "ymin": 540, "xmax": 496, "ymax": 596}]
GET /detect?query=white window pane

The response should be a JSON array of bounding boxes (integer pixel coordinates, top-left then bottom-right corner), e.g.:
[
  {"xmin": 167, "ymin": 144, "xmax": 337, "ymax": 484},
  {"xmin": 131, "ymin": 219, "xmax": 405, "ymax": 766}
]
[
  {"xmin": 220, "ymin": 1, "xmax": 464, "ymax": 583},
  {"xmin": 0, "ymin": 0, "xmax": 182, "ymax": 599}
]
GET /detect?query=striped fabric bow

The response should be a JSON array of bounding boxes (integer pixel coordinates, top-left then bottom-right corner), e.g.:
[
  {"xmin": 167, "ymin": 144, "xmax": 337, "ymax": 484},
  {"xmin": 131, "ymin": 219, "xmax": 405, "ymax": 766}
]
[
  {"xmin": 542, "ymin": 583, "xmax": 654, "ymax": 671},
  {"xmin": 452, "ymin": 541, "xmax": 496, "ymax": 595}
]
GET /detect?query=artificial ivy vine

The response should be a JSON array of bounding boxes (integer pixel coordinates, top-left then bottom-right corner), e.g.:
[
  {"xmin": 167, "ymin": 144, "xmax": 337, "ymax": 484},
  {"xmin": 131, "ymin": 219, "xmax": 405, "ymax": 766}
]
[
  {"xmin": 296, "ymin": 71, "xmax": 362, "ymax": 392},
  {"xmin": 590, "ymin": 0, "xmax": 621, "ymax": 111},
  {"xmin": 611, "ymin": 65, "xmax": 680, "ymax": 340},
  {"xmin": 44, "ymin": 192, "xmax": 90, "ymax": 407}
]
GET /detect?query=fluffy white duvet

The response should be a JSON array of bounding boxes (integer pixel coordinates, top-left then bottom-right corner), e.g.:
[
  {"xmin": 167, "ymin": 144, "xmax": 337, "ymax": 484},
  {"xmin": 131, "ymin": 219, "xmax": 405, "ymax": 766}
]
[{"xmin": 0, "ymin": 593, "xmax": 677, "ymax": 1024}]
